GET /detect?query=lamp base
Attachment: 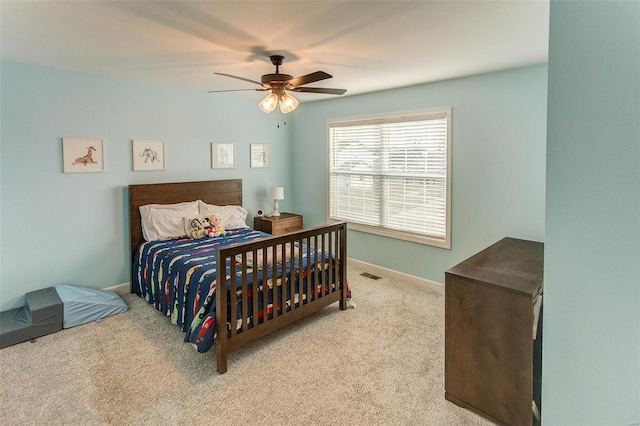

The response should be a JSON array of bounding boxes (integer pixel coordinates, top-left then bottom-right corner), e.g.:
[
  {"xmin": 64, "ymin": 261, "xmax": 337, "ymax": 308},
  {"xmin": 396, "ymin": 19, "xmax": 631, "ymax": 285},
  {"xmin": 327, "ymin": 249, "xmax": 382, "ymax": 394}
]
[{"xmin": 272, "ymin": 199, "xmax": 281, "ymax": 217}]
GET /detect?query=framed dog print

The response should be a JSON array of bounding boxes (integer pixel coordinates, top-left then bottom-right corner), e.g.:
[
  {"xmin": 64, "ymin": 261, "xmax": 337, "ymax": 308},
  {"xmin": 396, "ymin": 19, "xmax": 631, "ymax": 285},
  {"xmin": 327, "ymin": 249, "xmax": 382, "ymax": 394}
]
[
  {"xmin": 250, "ymin": 144, "xmax": 271, "ymax": 168},
  {"xmin": 211, "ymin": 143, "xmax": 236, "ymax": 169},
  {"xmin": 133, "ymin": 139, "xmax": 165, "ymax": 171},
  {"xmin": 63, "ymin": 137, "xmax": 105, "ymax": 173}
]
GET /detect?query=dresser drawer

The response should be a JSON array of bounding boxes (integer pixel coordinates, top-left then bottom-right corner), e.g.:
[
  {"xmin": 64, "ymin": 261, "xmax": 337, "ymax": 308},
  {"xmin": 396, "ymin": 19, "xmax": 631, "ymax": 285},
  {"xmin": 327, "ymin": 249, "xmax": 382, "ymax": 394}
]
[{"xmin": 271, "ymin": 216, "xmax": 302, "ymax": 235}]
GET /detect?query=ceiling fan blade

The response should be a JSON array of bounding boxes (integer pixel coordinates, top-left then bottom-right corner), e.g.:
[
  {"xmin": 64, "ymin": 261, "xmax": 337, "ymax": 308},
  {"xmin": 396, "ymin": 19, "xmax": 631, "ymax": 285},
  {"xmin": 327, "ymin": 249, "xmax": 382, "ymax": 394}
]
[
  {"xmin": 208, "ymin": 88, "xmax": 268, "ymax": 93},
  {"xmin": 291, "ymin": 87, "xmax": 347, "ymax": 95},
  {"xmin": 286, "ymin": 71, "xmax": 332, "ymax": 88},
  {"xmin": 214, "ymin": 72, "xmax": 265, "ymax": 87}
]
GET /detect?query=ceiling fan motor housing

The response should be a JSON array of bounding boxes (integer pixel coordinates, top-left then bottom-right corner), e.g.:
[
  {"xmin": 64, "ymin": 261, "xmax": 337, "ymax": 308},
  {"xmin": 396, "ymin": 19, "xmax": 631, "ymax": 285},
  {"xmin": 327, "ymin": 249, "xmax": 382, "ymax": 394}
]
[{"xmin": 261, "ymin": 73, "xmax": 293, "ymax": 85}]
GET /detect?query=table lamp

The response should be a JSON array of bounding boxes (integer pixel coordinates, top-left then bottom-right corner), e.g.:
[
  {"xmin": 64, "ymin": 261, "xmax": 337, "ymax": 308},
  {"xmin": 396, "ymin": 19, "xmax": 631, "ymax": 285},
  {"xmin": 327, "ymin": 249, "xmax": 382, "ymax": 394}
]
[{"xmin": 268, "ymin": 186, "xmax": 284, "ymax": 217}]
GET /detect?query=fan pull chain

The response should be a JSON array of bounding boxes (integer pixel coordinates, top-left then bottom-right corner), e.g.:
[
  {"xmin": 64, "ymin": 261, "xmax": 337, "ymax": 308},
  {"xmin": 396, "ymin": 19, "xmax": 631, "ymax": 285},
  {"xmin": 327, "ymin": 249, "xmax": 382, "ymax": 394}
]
[{"xmin": 276, "ymin": 109, "xmax": 287, "ymax": 128}]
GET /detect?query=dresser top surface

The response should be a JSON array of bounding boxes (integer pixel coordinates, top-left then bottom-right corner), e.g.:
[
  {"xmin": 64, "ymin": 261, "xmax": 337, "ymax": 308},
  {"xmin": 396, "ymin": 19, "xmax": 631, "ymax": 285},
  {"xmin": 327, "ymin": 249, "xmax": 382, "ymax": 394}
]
[
  {"xmin": 446, "ymin": 237, "xmax": 544, "ymax": 296},
  {"xmin": 256, "ymin": 212, "xmax": 300, "ymax": 222}
]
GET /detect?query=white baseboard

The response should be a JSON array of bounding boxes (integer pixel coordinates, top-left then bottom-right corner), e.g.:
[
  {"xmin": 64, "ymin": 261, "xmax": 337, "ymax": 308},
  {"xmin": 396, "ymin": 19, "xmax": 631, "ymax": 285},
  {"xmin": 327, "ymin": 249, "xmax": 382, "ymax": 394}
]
[
  {"xmin": 103, "ymin": 282, "xmax": 130, "ymax": 296},
  {"xmin": 348, "ymin": 258, "xmax": 444, "ymax": 295}
]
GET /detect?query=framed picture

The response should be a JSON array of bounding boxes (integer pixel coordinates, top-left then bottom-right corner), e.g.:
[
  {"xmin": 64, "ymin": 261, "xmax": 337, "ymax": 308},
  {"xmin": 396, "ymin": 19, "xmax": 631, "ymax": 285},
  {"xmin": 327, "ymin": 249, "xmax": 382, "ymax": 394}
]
[
  {"xmin": 250, "ymin": 144, "xmax": 271, "ymax": 168},
  {"xmin": 63, "ymin": 137, "xmax": 105, "ymax": 173},
  {"xmin": 211, "ymin": 143, "xmax": 236, "ymax": 169},
  {"xmin": 132, "ymin": 139, "xmax": 165, "ymax": 171}
]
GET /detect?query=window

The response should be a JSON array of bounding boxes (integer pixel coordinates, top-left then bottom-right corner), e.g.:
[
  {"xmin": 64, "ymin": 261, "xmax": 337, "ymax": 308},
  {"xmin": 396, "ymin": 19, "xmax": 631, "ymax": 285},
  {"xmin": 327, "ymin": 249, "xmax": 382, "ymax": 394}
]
[{"xmin": 328, "ymin": 108, "xmax": 451, "ymax": 248}]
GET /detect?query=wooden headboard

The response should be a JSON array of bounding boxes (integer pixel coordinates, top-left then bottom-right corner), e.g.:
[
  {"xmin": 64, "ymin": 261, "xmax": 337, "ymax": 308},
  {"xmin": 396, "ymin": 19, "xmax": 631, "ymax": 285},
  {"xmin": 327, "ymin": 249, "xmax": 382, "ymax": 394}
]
[{"xmin": 129, "ymin": 179, "xmax": 243, "ymax": 265}]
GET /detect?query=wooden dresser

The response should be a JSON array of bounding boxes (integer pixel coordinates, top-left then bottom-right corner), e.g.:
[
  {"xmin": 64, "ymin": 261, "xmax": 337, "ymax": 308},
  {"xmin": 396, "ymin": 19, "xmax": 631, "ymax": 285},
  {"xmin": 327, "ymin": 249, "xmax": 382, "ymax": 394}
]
[{"xmin": 445, "ymin": 237, "xmax": 544, "ymax": 426}]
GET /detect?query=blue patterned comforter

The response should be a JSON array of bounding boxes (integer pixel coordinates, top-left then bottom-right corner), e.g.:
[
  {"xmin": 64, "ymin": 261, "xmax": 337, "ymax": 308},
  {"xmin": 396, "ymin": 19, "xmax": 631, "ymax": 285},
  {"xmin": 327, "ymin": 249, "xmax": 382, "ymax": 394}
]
[{"xmin": 132, "ymin": 228, "xmax": 344, "ymax": 353}]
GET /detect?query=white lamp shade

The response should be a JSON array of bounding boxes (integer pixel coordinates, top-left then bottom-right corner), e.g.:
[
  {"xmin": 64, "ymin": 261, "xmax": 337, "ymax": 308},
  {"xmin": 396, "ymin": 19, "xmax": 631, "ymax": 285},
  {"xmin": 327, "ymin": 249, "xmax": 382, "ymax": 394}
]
[{"xmin": 268, "ymin": 186, "xmax": 284, "ymax": 200}]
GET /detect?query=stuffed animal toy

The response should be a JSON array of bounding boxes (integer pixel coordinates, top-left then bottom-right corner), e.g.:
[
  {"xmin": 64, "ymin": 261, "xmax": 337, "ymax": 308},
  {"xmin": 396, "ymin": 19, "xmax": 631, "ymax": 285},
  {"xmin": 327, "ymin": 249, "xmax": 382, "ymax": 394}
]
[
  {"xmin": 188, "ymin": 218, "xmax": 206, "ymax": 239},
  {"xmin": 205, "ymin": 214, "xmax": 228, "ymax": 237},
  {"xmin": 202, "ymin": 217, "xmax": 213, "ymax": 237}
]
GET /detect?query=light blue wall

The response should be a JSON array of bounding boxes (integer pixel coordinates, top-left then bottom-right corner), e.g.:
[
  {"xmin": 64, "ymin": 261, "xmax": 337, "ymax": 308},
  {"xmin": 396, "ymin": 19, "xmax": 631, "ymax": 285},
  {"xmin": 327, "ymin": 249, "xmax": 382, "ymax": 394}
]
[
  {"xmin": 543, "ymin": 1, "xmax": 640, "ymax": 424},
  {"xmin": 1, "ymin": 63, "xmax": 548, "ymax": 309},
  {"xmin": 0, "ymin": 61, "xmax": 292, "ymax": 311},
  {"xmin": 291, "ymin": 66, "xmax": 548, "ymax": 284}
]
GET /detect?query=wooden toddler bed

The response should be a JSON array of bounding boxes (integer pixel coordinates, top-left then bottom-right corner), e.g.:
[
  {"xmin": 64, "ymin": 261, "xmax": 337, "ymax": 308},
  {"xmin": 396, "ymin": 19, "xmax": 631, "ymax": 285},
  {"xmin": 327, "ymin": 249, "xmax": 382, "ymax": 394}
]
[{"xmin": 129, "ymin": 179, "xmax": 348, "ymax": 373}]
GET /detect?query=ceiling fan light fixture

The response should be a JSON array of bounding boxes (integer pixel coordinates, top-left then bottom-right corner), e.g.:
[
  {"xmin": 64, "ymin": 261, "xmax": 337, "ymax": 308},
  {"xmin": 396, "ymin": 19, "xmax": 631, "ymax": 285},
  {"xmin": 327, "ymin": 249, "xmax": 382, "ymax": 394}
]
[
  {"xmin": 279, "ymin": 92, "xmax": 299, "ymax": 114},
  {"xmin": 259, "ymin": 93, "xmax": 278, "ymax": 113},
  {"xmin": 215, "ymin": 55, "xmax": 344, "ymax": 113}
]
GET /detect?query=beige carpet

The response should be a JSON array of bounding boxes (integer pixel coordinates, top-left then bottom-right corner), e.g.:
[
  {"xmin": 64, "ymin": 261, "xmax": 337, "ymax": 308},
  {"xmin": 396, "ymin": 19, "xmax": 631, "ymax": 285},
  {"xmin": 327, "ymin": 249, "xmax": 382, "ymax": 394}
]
[{"xmin": 0, "ymin": 267, "xmax": 494, "ymax": 425}]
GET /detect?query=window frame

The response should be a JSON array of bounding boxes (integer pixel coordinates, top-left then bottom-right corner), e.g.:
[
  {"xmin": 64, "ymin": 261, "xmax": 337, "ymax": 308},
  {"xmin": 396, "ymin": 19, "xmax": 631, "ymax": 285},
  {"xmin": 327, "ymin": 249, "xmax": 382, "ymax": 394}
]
[{"xmin": 326, "ymin": 107, "xmax": 452, "ymax": 249}]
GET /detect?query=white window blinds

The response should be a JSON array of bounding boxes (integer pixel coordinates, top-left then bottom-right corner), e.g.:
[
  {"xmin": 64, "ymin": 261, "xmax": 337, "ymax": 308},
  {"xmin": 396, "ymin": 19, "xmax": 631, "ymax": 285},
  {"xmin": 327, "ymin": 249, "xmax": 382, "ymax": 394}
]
[{"xmin": 328, "ymin": 108, "xmax": 451, "ymax": 248}]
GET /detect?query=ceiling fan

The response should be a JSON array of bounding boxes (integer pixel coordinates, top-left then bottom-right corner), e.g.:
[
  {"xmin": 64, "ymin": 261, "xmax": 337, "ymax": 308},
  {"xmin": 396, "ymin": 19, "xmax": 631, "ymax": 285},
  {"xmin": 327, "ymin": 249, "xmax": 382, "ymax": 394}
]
[{"xmin": 209, "ymin": 55, "xmax": 347, "ymax": 114}]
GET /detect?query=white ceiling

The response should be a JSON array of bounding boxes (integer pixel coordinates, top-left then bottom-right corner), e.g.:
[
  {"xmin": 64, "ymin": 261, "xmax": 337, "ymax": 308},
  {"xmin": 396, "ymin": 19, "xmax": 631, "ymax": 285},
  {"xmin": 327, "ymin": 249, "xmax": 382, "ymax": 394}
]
[{"xmin": 0, "ymin": 1, "xmax": 549, "ymax": 102}]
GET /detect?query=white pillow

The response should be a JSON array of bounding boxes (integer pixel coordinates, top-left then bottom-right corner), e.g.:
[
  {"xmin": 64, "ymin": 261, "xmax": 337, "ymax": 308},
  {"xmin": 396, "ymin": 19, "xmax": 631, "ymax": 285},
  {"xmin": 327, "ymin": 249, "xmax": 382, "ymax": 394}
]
[
  {"xmin": 140, "ymin": 201, "xmax": 199, "ymax": 241},
  {"xmin": 198, "ymin": 200, "xmax": 249, "ymax": 230}
]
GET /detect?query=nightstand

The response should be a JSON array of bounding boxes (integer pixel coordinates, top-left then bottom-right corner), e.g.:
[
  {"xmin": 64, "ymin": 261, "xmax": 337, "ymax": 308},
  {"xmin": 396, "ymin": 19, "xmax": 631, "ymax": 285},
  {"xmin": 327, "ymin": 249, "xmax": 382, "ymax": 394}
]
[{"xmin": 254, "ymin": 212, "xmax": 303, "ymax": 236}]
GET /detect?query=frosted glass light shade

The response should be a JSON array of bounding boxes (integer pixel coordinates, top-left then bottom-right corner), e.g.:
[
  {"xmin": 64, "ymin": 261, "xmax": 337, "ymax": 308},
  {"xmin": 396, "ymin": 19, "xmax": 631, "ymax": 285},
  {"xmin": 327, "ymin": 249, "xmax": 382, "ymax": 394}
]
[
  {"xmin": 279, "ymin": 93, "xmax": 299, "ymax": 114},
  {"xmin": 259, "ymin": 93, "xmax": 278, "ymax": 113}
]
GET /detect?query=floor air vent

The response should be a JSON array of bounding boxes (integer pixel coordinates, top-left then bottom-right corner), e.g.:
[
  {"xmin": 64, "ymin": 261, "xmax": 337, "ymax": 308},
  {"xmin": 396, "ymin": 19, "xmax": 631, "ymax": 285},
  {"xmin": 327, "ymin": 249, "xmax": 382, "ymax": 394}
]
[{"xmin": 360, "ymin": 272, "xmax": 381, "ymax": 280}]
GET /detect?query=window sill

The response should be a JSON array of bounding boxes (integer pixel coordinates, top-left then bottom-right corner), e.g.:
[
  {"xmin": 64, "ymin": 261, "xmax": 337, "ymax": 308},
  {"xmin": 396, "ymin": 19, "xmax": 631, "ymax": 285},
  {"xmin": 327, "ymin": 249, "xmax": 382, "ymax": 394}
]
[{"xmin": 332, "ymin": 220, "xmax": 451, "ymax": 249}]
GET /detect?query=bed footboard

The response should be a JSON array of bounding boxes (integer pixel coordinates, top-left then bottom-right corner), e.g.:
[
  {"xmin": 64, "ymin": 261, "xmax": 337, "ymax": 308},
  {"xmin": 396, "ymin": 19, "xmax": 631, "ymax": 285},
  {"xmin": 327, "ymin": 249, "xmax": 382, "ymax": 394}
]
[{"xmin": 215, "ymin": 222, "xmax": 347, "ymax": 374}]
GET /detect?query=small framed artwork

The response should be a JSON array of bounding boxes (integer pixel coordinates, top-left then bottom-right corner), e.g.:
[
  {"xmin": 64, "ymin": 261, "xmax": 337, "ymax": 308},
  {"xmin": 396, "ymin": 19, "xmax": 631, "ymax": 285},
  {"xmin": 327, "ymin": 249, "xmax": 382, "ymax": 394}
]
[
  {"xmin": 211, "ymin": 143, "xmax": 236, "ymax": 169},
  {"xmin": 133, "ymin": 139, "xmax": 165, "ymax": 171},
  {"xmin": 250, "ymin": 144, "xmax": 271, "ymax": 168},
  {"xmin": 63, "ymin": 137, "xmax": 105, "ymax": 173}
]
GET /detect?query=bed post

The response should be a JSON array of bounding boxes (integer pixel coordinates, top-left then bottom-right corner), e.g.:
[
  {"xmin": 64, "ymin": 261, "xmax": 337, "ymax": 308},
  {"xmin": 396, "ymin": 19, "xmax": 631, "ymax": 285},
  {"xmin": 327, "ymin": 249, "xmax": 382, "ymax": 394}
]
[
  {"xmin": 339, "ymin": 222, "xmax": 348, "ymax": 311},
  {"xmin": 216, "ymin": 250, "xmax": 228, "ymax": 374}
]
